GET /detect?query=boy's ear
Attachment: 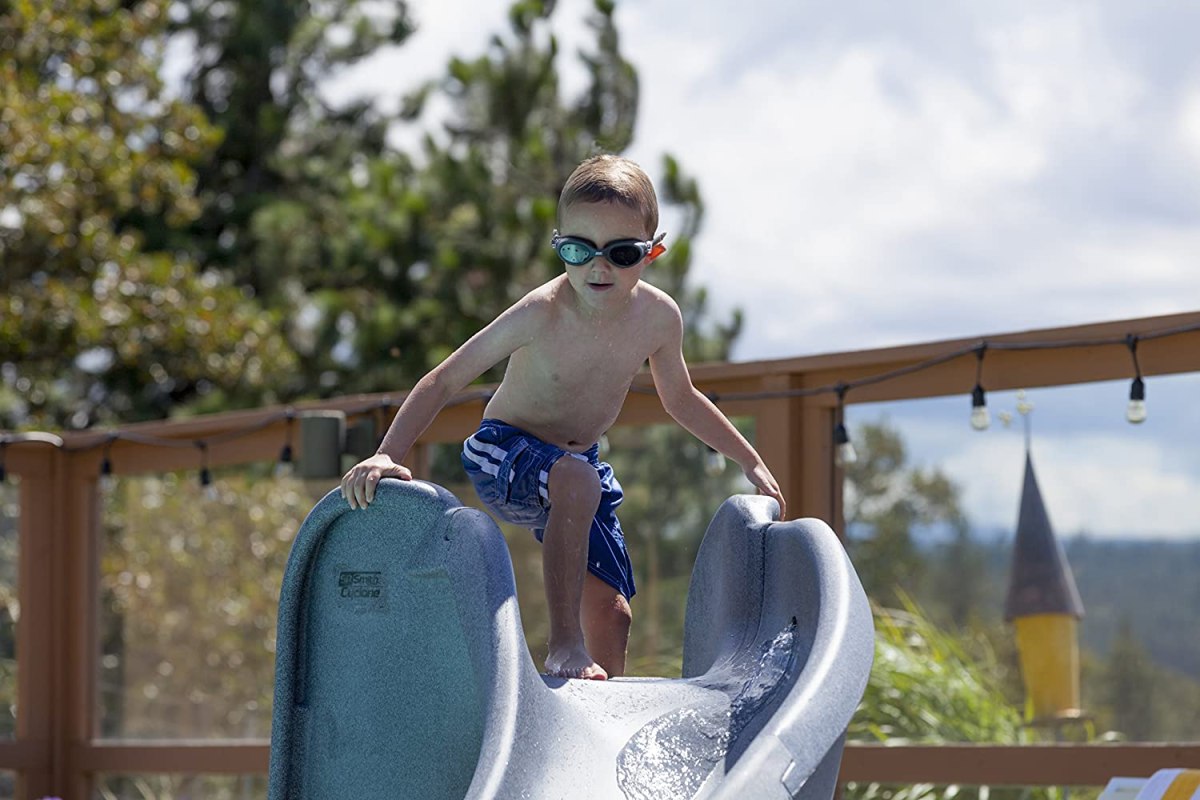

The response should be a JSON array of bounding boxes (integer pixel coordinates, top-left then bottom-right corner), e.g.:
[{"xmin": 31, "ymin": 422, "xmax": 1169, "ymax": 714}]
[{"xmin": 646, "ymin": 243, "xmax": 667, "ymax": 263}]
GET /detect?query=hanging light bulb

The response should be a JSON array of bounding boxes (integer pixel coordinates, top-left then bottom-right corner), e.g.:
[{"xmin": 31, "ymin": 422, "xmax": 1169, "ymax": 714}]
[
  {"xmin": 1126, "ymin": 376, "xmax": 1147, "ymax": 424},
  {"xmin": 833, "ymin": 384, "xmax": 857, "ymax": 466},
  {"xmin": 100, "ymin": 454, "xmax": 116, "ymax": 493},
  {"xmin": 196, "ymin": 441, "xmax": 219, "ymax": 500},
  {"xmin": 274, "ymin": 442, "xmax": 294, "ymax": 479},
  {"xmin": 704, "ymin": 445, "xmax": 726, "ymax": 476},
  {"xmin": 274, "ymin": 408, "xmax": 296, "ymax": 478},
  {"xmin": 97, "ymin": 434, "xmax": 118, "ymax": 493},
  {"xmin": 1125, "ymin": 335, "xmax": 1147, "ymax": 424},
  {"xmin": 834, "ymin": 421, "xmax": 858, "ymax": 466},
  {"xmin": 969, "ymin": 344, "xmax": 990, "ymax": 430},
  {"xmin": 970, "ymin": 384, "xmax": 990, "ymax": 430},
  {"xmin": 200, "ymin": 466, "xmax": 219, "ymax": 501}
]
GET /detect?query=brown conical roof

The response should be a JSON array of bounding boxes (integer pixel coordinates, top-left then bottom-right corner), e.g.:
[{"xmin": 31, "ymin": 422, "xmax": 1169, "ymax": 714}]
[{"xmin": 1003, "ymin": 452, "xmax": 1085, "ymax": 620}]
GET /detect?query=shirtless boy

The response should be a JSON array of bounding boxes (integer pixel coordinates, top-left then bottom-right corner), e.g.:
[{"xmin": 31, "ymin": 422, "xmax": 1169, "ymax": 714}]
[{"xmin": 340, "ymin": 154, "xmax": 785, "ymax": 681}]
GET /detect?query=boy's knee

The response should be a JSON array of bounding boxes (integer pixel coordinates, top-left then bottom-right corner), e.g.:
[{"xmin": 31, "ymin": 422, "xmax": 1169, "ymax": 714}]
[
  {"xmin": 548, "ymin": 456, "xmax": 601, "ymax": 509},
  {"xmin": 586, "ymin": 587, "xmax": 632, "ymax": 636},
  {"xmin": 607, "ymin": 594, "xmax": 633, "ymax": 632}
]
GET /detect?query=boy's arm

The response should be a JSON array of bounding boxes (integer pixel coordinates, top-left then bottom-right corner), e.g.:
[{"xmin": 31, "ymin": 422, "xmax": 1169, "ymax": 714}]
[
  {"xmin": 648, "ymin": 300, "xmax": 787, "ymax": 519},
  {"xmin": 341, "ymin": 299, "xmax": 542, "ymax": 509}
]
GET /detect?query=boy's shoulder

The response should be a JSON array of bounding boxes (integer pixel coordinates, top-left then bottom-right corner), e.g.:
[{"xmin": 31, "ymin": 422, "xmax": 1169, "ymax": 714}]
[
  {"xmin": 507, "ymin": 277, "xmax": 561, "ymax": 314},
  {"xmin": 636, "ymin": 281, "xmax": 684, "ymax": 326},
  {"xmin": 635, "ymin": 280, "xmax": 679, "ymax": 309}
]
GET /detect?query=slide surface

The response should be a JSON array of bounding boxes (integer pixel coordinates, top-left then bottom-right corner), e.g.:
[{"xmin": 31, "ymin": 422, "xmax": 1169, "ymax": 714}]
[{"xmin": 268, "ymin": 479, "xmax": 873, "ymax": 799}]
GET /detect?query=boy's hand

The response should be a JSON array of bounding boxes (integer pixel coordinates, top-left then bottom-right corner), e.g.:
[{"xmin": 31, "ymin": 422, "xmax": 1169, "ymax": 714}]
[
  {"xmin": 340, "ymin": 454, "xmax": 412, "ymax": 510},
  {"xmin": 744, "ymin": 461, "xmax": 787, "ymax": 520}
]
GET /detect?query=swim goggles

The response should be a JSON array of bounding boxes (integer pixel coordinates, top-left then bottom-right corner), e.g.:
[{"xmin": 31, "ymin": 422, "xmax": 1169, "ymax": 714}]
[{"xmin": 550, "ymin": 230, "xmax": 667, "ymax": 268}]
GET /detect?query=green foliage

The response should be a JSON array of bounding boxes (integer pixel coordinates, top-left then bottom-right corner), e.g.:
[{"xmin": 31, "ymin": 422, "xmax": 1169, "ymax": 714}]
[
  {"xmin": 0, "ymin": 0, "xmax": 296, "ymax": 429},
  {"xmin": 165, "ymin": 0, "xmax": 415, "ymax": 286},
  {"xmin": 98, "ymin": 469, "xmax": 313, "ymax": 741},
  {"xmin": 845, "ymin": 421, "xmax": 980, "ymax": 621},
  {"xmin": 847, "ymin": 598, "xmax": 1059, "ymax": 800},
  {"xmin": 244, "ymin": 0, "xmax": 734, "ymax": 397},
  {"xmin": 4, "ymin": 0, "xmax": 735, "ymax": 424},
  {"xmin": 853, "ymin": 598, "xmax": 1029, "ymax": 745}
]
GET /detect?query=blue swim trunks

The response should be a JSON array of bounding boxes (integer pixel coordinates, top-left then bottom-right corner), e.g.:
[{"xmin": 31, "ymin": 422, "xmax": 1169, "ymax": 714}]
[{"xmin": 461, "ymin": 418, "xmax": 636, "ymax": 601}]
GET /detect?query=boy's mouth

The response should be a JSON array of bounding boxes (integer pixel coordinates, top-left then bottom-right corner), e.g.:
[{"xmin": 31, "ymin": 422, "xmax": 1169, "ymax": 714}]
[{"xmin": 587, "ymin": 281, "xmax": 614, "ymax": 291}]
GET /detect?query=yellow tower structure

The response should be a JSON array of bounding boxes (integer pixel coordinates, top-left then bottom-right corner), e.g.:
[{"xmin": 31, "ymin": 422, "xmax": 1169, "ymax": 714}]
[{"xmin": 1004, "ymin": 452, "xmax": 1086, "ymax": 723}]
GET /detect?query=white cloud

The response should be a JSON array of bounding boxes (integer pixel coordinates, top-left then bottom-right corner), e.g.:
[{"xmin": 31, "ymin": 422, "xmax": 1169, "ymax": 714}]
[
  {"xmin": 941, "ymin": 432, "xmax": 1200, "ymax": 540},
  {"xmin": 320, "ymin": 1, "xmax": 509, "ymax": 105},
  {"xmin": 612, "ymin": 2, "xmax": 1199, "ymax": 361},
  {"xmin": 1177, "ymin": 80, "xmax": 1200, "ymax": 170}
]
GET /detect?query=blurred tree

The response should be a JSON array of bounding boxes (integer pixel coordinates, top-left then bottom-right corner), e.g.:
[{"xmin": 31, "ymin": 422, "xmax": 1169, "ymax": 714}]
[
  {"xmin": 4, "ymin": 0, "xmax": 735, "ymax": 423},
  {"xmin": 0, "ymin": 0, "xmax": 297, "ymax": 429},
  {"xmin": 844, "ymin": 420, "xmax": 986, "ymax": 622},
  {"xmin": 158, "ymin": 0, "xmax": 414, "ymax": 294},
  {"xmin": 1100, "ymin": 619, "xmax": 1165, "ymax": 741},
  {"xmin": 97, "ymin": 468, "xmax": 311, "ymax": 798},
  {"xmin": 247, "ymin": 0, "xmax": 739, "ymax": 396}
]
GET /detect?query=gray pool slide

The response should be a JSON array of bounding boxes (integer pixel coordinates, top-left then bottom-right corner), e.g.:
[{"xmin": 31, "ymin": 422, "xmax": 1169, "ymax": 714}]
[{"xmin": 268, "ymin": 479, "xmax": 874, "ymax": 799}]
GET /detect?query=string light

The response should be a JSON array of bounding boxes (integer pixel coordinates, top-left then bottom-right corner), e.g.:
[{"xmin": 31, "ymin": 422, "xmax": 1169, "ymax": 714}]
[
  {"xmin": 834, "ymin": 384, "xmax": 857, "ymax": 467},
  {"xmin": 274, "ymin": 409, "xmax": 295, "ymax": 478},
  {"xmin": 704, "ymin": 446, "xmax": 727, "ymax": 477},
  {"xmin": 970, "ymin": 344, "xmax": 990, "ymax": 431},
  {"xmin": 1125, "ymin": 335, "xmax": 1147, "ymax": 424},
  {"xmin": 100, "ymin": 435, "xmax": 117, "ymax": 493},
  {"xmin": 196, "ymin": 441, "xmax": 218, "ymax": 501}
]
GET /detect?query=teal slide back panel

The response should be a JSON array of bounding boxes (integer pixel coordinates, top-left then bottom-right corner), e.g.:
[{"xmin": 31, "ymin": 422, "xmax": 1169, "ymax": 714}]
[{"xmin": 270, "ymin": 481, "xmax": 485, "ymax": 799}]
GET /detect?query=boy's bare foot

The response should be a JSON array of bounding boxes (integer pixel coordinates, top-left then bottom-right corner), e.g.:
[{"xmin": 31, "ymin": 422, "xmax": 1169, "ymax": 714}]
[{"xmin": 545, "ymin": 643, "xmax": 608, "ymax": 680}]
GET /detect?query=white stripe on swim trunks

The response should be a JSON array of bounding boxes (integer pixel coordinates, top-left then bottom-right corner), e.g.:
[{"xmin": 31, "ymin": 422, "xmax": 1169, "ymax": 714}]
[
  {"xmin": 463, "ymin": 446, "xmax": 516, "ymax": 484},
  {"xmin": 466, "ymin": 435, "xmax": 507, "ymax": 465}
]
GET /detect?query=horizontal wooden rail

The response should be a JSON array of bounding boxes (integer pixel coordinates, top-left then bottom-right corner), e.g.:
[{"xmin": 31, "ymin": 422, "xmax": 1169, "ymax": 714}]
[
  {"xmin": 0, "ymin": 739, "xmax": 47, "ymax": 771},
  {"xmin": 72, "ymin": 740, "xmax": 270, "ymax": 774},
  {"xmin": 841, "ymin": 743, "xmax": 1200, "ymax": 785},
  {"xmin": 6, "ymin": 741, "xmax": 1192, "ymax": 784}
]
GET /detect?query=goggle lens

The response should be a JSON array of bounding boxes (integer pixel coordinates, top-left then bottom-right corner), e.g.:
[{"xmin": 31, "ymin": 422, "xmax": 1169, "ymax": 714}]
[
  {"xmin": 608, "ymin": 244, "xmax": 644, "ymax": 267},
  {"xmin": 557, "ymin": 241, "xmax": 595, "ymax": 266}
]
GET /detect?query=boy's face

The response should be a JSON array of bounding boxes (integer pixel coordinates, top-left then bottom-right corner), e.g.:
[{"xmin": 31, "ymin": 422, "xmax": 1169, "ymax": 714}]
[{"xmin": 556, "ymin": 201, "xmax": 653, "ymax": 310}]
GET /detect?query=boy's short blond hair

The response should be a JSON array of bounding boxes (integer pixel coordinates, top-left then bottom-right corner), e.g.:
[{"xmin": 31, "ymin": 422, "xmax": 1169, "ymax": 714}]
[{"xmin": 558, "ymin": 154, "xmax": 659, "ymax": 238}]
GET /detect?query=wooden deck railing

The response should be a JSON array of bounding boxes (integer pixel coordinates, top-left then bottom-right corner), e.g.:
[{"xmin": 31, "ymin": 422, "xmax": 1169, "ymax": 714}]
[{"xmin": 2, "ymin": 310, "xmax": 1198, "ymax": 797}]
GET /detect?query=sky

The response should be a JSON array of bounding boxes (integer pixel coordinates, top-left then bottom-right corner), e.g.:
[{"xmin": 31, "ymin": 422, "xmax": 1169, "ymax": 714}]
[{"xmin": 318, "ymin": 0, "xmax": 1200, "ymax": 539}]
